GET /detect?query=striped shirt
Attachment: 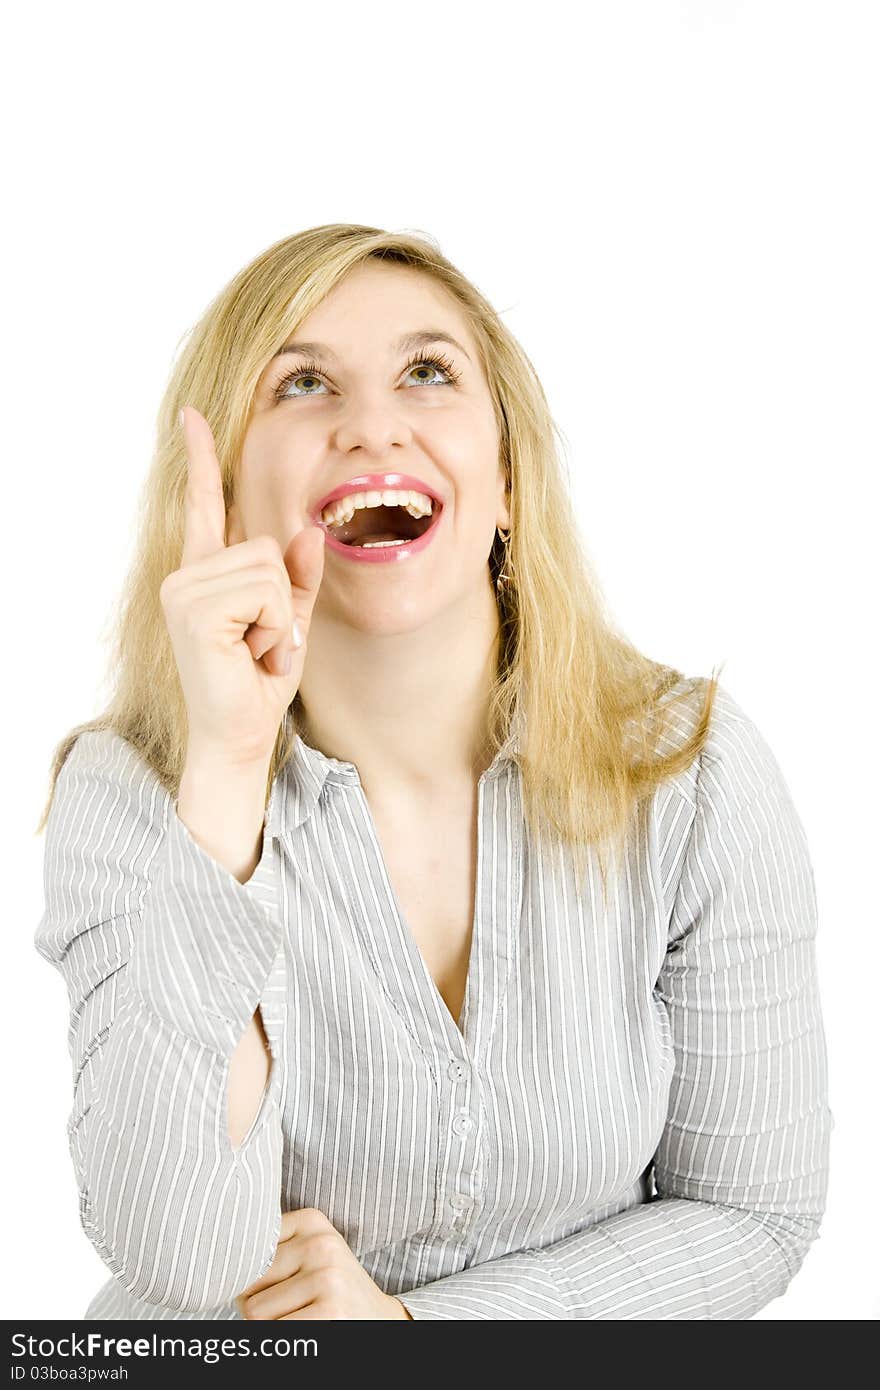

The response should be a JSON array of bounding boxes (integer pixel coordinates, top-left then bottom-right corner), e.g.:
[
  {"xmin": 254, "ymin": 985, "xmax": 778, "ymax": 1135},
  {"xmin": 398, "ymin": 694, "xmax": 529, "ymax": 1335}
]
[{"xmin": 34, "ymin": 678, "xmax": 833, "ymax": 1320}]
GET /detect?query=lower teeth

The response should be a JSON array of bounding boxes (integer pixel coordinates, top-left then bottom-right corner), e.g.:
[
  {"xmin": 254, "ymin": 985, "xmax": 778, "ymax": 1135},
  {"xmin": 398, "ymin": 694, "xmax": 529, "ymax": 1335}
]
[{"xmin": 358, "ymin": 538, "xmax": 408, "ymax": 548}]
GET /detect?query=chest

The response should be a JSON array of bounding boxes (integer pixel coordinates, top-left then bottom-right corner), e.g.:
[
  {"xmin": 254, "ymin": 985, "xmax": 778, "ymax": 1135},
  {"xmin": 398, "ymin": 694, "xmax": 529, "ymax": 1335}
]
[
  {"xmin": 268, "ymin": 794, "xmax": 669, "ymax": 1256},
  {"xmin": 368, "ymin": 790, "xmax": 479, "ymax": 1031}
]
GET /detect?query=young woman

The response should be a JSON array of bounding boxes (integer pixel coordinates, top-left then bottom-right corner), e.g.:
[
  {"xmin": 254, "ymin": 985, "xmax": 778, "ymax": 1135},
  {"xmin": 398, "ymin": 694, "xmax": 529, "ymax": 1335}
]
[{"xmin": 34, "ymin": 225, "xmax": 833, "ymax": 1320}]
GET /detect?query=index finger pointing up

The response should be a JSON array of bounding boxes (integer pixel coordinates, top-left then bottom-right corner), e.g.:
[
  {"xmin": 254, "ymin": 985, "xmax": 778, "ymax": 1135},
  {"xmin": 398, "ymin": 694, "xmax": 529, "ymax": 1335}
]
[{"xmin": 180, "ymin": 404, "xmax": 228, "ymax": 567}]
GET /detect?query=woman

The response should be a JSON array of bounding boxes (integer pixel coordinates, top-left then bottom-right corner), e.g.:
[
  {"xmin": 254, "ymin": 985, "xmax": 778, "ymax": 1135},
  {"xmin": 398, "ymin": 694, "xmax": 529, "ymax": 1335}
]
[{"xmin": 34, "ymin": 224, "xmax": 833, "ymax": 1320}]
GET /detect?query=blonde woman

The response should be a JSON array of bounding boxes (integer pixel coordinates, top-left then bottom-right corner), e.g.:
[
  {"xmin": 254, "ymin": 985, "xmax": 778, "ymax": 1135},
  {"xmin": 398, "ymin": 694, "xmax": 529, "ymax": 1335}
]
[{"xmin": 34, "ymin": 225, "xmax": 833, "ymax": 1321}]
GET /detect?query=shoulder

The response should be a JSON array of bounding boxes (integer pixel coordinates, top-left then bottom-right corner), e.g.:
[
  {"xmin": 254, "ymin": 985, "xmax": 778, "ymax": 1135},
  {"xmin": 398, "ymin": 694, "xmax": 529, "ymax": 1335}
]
[
  {"xmin": 52, "ymin": 728, "xmax": 173, "ymax": 833},
  {"xmin": 665, "ymin": 683, "xmax": 817, "ymax": 956},
  {"xmin": 653, "ymin": 675, "xmax": 791, "ymax": 800},
  {"xmin": 671, "ymin": 680, "xmax": 813, "ymax": 886},
  {"xmin": 38, "ymin": 730, "xmax": 173, "ymax": 959},
  {"xmin": 697, "ymin": 684, "xmax": 802, "ymax": 832},
  {"xmin": 59, "ymin": 725, "xmax": 164, "ymax": 786},
  {"xmin": 648, "ymin": 677, "xmax": 810, "ymax": 900},
  {"xmin": 50, "ymin": 725, "xmax": 174, "ymax": 856}
]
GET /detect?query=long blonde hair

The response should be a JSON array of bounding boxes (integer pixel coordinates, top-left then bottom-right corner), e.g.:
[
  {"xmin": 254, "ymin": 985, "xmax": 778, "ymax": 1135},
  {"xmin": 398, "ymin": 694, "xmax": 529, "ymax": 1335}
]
[{"xmin": 35, "ymin": 223, "xmax": 721, "ymax": 900}]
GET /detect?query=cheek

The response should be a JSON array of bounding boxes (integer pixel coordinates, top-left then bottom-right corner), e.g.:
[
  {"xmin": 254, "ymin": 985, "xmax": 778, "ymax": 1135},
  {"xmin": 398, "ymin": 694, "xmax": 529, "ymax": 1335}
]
[
  {"xmin": 450, "ymin": 493, "xmax": 505, "ymax": 565},
  {"xmin": 438, "ymin": 412, "xmax": 499, "ymax": 491},
  {"xmin": 236, "ymin": 448, "xmax": 299, "ymax": 522}
]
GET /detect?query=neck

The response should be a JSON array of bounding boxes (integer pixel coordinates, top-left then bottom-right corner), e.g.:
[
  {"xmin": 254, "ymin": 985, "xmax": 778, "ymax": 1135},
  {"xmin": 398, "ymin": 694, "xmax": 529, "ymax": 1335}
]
[{"xmin": 295, "ymin": 574, "xmax": 501, "ymax": 799}]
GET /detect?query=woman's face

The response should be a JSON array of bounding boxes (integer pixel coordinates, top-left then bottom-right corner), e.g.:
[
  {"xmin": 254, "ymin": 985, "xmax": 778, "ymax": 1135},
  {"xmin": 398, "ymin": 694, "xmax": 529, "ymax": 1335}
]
[{"xmin": 231, "ymin": 262, "xmax": 510, "ymax": 637}]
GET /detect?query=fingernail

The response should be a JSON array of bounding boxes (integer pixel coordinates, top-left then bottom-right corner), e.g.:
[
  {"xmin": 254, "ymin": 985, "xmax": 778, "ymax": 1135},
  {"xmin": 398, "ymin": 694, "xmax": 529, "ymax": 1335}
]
[
  {"xmin": 282, "ymin": 649, "xmax": 292, "ymax": 676},
  {"xmin": 292, "ymin": 618, "xmax": 303, "ymax": 649}
]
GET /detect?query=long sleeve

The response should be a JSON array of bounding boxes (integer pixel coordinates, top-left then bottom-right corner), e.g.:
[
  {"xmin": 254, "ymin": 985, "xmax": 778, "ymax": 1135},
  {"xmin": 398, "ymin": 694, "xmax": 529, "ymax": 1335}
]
[
  {"xmin": 398, "ymin": 689, "xmax": 834, "ymax": 1319},
  {"xmin": 34, "ymin": 730, "xmax": 285, "ymax": 1315}
]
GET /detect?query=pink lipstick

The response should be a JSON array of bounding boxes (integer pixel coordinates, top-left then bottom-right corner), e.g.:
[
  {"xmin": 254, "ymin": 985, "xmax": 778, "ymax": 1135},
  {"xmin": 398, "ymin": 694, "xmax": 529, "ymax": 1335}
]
[{"xmin": 310, "ymin": 472, "xmax": 445, "ymax": 566}]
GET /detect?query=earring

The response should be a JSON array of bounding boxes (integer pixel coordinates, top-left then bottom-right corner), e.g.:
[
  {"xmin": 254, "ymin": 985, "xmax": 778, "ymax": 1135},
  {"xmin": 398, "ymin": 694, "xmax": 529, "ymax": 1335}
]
[{"xmin": 495, "ymin": 525, "xmax": 512, "ymax": 598}]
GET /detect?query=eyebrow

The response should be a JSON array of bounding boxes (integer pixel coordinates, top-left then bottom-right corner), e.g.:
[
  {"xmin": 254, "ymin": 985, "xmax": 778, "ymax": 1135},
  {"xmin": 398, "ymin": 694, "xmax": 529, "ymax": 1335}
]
[{"xmin": 272, "ymin": 328, "xmax": 472, "ymax": 364}]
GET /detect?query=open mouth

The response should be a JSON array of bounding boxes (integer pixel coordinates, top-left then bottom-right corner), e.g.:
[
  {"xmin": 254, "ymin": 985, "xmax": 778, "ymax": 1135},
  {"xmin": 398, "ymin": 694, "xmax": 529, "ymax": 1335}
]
[{"xmin": 326, "ymin": 501, "xmax": 442, "ymax": 549}]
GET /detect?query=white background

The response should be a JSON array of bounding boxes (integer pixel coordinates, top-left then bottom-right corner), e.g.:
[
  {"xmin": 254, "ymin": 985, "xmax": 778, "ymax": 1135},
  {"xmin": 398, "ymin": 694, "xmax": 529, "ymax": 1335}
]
[{"xmin": 4, "ymin": 0, "xmax": 877, "ymax": 1321}]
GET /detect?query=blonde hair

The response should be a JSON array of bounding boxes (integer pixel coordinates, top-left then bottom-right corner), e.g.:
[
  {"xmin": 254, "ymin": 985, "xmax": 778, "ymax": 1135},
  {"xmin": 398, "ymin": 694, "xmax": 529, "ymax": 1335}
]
[{"xmin": 35, "ymin": 223, "xmax": 722, "ymax": 901}]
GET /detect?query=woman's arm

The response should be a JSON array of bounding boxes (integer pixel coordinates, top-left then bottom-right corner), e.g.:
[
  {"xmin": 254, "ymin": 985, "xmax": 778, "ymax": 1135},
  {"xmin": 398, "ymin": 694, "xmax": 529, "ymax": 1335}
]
[
  {"xmin": 34, "ymin": 729, "xmax": 285, "ymax": 1314},
  {"xmin": 397, "ymin": 688, "xmax": 834, "ymax": 1319},
  {"xmin": 177, "ymin": 748, "xmax": 275, "ymax": 1148}
]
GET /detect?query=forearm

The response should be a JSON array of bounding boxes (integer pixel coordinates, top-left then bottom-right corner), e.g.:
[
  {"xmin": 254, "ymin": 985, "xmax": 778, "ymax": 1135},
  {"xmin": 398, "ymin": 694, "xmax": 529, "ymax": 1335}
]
[
  {"xmin": 397, "ymin": 1193, "xmax": 820, "ymax": 1320},
  {"xmin": 178, "ymin": 747, "xmax": 274, "ymax": 1149},
  {"xmin": 75, "ymin": 984, "xmax": 283, "ymax": 1312},
  {"xmin": 70, "ymin": 761, "xmax": 285, "ymax": 1310}
]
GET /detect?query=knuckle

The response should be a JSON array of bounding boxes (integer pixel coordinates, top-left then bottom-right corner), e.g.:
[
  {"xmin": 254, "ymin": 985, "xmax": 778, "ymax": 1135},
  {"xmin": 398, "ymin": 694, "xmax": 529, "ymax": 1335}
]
[
  {"xmin": 317, "ymin": 1267, "xmax": 346, "ymax": 1296},
  {"xmin": 301, "ymin": 1206, "xmax": 329, "ymax": 1225},
  {"xmin": 255, "ymin": 533, "xmax": 282, "ymax": 562},
  {"xmin": 258, "ymin": 576, "xmax": 284, "ymax": 614},
  {"xmin": 256, "ymin": 565, "xmax": 289, "ymax": 607},
  {"xmin": 181, "ymin": 606, "xmax": 202, "ymax": 639},
  {"xmin": 159, "ymin": 572, "xmax": 179, "ymax": 606},
  {"xmin": 256, "ymin": 563, "xmax": 284, "ymax": 586},
  {"xmin": 311, "ymin": 1231, "xmax": 340, "ymax": 1259}
]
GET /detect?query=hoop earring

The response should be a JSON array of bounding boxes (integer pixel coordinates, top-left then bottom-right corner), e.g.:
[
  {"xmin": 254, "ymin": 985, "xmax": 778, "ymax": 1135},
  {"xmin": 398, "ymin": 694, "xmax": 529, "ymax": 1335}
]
[{"xmin": 495, "ymin": 525, "xmax": 512, "ymax": 598}]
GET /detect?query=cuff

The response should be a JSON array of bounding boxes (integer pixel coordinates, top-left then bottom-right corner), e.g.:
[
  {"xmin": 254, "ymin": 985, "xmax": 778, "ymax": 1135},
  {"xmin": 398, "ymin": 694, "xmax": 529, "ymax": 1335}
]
[{"xmin": 396, "ymin": 1249, "xmax": 569, "ymax": 1319}]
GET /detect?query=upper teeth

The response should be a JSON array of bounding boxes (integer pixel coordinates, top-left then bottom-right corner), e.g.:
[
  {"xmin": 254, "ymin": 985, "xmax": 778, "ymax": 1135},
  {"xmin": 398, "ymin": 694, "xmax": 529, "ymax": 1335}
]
[{"xmin": 320, "ymin": 489, "xmax": 434, "ymax": 528}]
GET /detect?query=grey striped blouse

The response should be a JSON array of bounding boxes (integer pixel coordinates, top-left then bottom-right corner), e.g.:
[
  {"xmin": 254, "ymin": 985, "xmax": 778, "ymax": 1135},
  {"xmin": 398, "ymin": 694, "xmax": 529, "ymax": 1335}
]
[{"xmin": 34, "ymin": 677, "xmax": 833, "ymax": 1320}]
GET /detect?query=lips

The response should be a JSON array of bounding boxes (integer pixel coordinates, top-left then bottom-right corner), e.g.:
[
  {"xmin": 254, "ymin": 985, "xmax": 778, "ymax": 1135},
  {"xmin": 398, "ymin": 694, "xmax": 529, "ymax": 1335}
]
[
  {"xmin": 320, "ymin": 498, "xmax": 444, "ymax": 563},
  {"xmin": 310, "ymin": 472, "xmax": 444, "ymax": 522}
]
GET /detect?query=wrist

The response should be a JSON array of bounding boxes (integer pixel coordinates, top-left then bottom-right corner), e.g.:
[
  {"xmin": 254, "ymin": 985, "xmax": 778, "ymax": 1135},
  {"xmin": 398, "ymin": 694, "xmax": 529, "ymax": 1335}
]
[
  {"xmin": 184, "ymin": 738, "xmax": 274, "ymax": 777},
  {"xmin": 177, "ymin": 748, "xmax": 273, "ymax": 885}
]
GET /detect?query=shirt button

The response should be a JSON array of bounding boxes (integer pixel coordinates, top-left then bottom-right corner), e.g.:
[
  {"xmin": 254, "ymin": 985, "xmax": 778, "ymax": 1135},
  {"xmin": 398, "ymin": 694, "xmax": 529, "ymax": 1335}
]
[
  {"xmin": 446, "ymin": 1059, "xmax": 467, "ymax": 1082},
  {"xmin": 452, "ymin": 1111, "xmax": 474, "ymax": 1138},
  {"xmin": 449, "ymin": 1193, "xmax": 474, "ymax": 1213}
]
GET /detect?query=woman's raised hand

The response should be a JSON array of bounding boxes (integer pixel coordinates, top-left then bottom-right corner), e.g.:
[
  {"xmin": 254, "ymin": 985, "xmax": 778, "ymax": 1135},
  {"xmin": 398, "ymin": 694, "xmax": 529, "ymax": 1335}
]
[{"xmin": 159, "ymin": 405, "xmax": 325, "ymax": 767}]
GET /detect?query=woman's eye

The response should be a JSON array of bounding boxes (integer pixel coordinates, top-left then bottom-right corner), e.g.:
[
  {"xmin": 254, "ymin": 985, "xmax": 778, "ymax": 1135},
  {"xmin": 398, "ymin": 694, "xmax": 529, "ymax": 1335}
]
[
  {"xmin": 275, "ymin": 356, "xmax": 456, "ymax": 401},
  {"xmin": 404, "ymin": 361, "xmax": 450, "ymax": 386},
  {"xmin": 281, "ymin": 371, "xmax": 326, "ymax": 398}
]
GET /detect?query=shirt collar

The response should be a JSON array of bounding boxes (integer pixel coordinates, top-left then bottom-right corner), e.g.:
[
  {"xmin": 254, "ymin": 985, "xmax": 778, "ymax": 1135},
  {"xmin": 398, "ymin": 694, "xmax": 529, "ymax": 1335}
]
[{"xmin": 265, "ymin": 709, "xmax": 521, "ymax": 839}]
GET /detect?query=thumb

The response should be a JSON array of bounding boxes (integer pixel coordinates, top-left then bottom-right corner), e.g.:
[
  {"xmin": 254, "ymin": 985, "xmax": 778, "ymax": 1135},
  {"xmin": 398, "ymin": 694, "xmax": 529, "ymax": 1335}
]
[{"xmin": 286, "ymin": 525, "xmax": 326, "ymax": 597}]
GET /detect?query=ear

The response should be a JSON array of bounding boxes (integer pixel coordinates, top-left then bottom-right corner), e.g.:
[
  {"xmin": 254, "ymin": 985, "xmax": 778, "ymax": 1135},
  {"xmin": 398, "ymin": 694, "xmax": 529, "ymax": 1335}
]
[{"xmin": 496, "ymin": 462, "xmax": 511, "ymax": 531}]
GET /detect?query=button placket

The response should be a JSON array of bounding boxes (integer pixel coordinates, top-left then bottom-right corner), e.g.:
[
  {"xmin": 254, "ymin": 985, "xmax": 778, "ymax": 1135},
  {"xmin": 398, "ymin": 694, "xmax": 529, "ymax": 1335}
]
[
  {"xmin": 446, "ymin": 1187, "xmax": 480, "ymax": 1232},
  {"xmin": 434, "ymin": 1050, "xmax": 485, "ymax": 1235}
]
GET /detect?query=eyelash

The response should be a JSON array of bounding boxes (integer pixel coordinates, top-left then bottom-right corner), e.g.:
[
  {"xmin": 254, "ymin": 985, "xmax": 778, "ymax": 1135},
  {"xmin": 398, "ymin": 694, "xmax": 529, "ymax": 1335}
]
[{"xmin": 271, "ymin": 349, "xmax": 463, "ymax": 401}]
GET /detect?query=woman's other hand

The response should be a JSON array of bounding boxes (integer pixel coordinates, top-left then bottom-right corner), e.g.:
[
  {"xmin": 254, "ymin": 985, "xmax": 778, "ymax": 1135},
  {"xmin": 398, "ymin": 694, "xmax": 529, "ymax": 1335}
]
[{"xmin": 234, "ymin": 1207, "xmax": 413, "ymax": 1320}]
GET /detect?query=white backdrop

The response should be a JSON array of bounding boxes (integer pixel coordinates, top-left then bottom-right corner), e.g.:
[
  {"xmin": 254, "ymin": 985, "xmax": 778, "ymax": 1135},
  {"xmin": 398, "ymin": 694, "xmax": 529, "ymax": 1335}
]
[{"xmin": 4, "ymin": 0, "xmax": 877, "ymax": 1322}]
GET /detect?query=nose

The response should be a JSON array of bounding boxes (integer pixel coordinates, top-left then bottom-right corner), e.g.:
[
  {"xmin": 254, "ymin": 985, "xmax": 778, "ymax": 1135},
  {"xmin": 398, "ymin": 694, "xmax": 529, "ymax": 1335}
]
[{"xmin": 331, "ymin": 393, "xmax": 414, "ymax": 458}]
